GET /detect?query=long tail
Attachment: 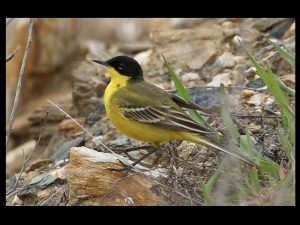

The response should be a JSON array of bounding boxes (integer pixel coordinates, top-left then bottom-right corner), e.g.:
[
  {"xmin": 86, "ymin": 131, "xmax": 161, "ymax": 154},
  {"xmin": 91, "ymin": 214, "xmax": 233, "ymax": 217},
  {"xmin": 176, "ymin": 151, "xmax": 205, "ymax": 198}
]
[{"xmin": 186, "ymin": 134, "xmax": 255, "ymax": 166}]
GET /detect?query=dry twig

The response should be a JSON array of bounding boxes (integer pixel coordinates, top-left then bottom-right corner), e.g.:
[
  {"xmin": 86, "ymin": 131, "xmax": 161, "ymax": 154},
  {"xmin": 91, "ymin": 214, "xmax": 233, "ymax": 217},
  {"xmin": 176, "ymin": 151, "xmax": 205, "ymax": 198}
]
[
  {"xmin": 6, "ymin": 18, "xmax": 34, "ymax": 148},
  {"xmin": 6, "ymin": 111, "xmax": 48, "ymax": 195},
  {"xmin": 6, "ymin": 45, "xmax": 20, "ymax": 63},
  {"xmin": 39, "ymin": 185, "xmax": 68, "ymax": 206},
  {"xmin": 233, "ymin": 114, "xmax": 281, "ymax": 119},
  {"xmin": 47, "ymin": 99, "xmax": 144, "ymax": 173}
]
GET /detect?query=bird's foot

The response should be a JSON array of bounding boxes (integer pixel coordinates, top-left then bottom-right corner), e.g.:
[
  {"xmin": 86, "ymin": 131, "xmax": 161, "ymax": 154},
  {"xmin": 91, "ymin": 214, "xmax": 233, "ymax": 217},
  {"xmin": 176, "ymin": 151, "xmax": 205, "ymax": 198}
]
[{"xmin": 107, "ymin": 159, "xmax": 133, "ymax": 174}]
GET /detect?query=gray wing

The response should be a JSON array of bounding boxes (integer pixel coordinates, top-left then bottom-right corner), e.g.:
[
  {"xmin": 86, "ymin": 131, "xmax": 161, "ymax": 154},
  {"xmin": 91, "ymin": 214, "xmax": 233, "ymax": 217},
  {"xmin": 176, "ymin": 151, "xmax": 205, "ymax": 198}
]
[{"xmin": 121, "ymin": 104, "xmax": 213, "ymax": 134}]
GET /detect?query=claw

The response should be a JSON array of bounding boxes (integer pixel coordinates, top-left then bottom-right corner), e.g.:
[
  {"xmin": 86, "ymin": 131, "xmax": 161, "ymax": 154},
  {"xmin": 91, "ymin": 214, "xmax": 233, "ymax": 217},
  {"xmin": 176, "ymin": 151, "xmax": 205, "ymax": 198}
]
[{"xmin": 106, "ymin": 159, "xmax": 132, "ymax": 173}]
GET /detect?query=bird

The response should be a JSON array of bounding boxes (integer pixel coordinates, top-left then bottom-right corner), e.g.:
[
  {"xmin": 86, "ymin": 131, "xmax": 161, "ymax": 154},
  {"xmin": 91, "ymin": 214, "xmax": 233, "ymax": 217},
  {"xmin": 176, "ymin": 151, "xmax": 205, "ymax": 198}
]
[{"xmin": 92, "ymin": 55, "xmax": 254, "ymax": 166}]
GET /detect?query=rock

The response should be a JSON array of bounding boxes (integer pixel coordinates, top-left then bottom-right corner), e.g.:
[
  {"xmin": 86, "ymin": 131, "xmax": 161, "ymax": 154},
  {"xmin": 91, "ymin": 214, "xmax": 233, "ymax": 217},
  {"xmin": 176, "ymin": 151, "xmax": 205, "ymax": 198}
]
[
  {"xmin": 179, "ymin": 86, "xmax": 221, "ymax": 110},
  {"xmin": 283, "ymin": 36, "xmax": 295, "ymax": 54},
  {"xmin": 51, "ymin": 137, "xmax": 84, "ymax": 163},
  {"xmin": 28, "ymin": 173, "xmax": 64, "ymax": 189},
  {"xmin": 134, "ymin": 49, "xmax": 152, "ymax": 66},
  {"xmin": 222, "ymin": 21, "xmax": 234, "ymax": 29},
  {"xmin": 50, "ymin": 167, "xmax": 66, "ymax": 180},
  {"xmin": 37, "ymin": 189, "xmax": 51, "ymax": 199},
  {"xmin": 145, "ymin": 26, "xmax": 224, "ymax": 77},
  {"xmin": 241, "ymin": 89, "xmax": 255, "ymax": 98},
  {"xmin": 65, "ymin": 146, "xmax": 168, "ymax": 205},
  {"xmin": 250, "ymin": 18, "xmax": 289, "ymax": 32},
  {"xmin": 72, "ymin": 61, "xmax": 106, "ymax": 117},
  {"xmin": 177, "ymin": 142, "xmax": 198, "ymax": 160},
  {"xmin": 246, "ymin": 94, "xmax": 261, "ymax": 107},
  {"xmin": 268, "ymin": 19, "xmax": 295, "ymax": 39},
  {"xmin": 215, "ymin": 52, "xmax": 236, "ymax": 68},
  {"xmin": 127, "ymin": 148, "xmax": 160, "ymax": 168},
  {"xmin": 246, "ymin": 93, "xmax": 274, "ymax": 107},
  {"xmin": 118, "ymin": 42, "xmax": 152, "ymax": 54},
  {"xmin": 79, "ymin": 40, "xmax": 107, "ymax": 59},
  {"xmin": 181, "ymin": 72, "xmax": 199, "ymax": 83},
  {"xmin": 239, "ymin": 27, "xmax": 262, "ymax": 44},
  {"xmin": 206, "ymin": 73, "xmax": 232, "ymax": 87},
  {"xmin": 204, "ymin": 161, "xmax": 212, "ymax": 167},
  {"xmin": 283, "ymin": 22, "xmax": 295, "ymax": 39},
  {"xmin": 25, "ymin": 159, "xmax": 53, "ymax": 172},
  {"xmin": 6, "ymin": 18, "xmax": 78, "ymax": 115},
  {"xmin": 107, "ymin": 136, "xmax": 135, "ymax": 147},
  {"xmin": 248, "ymin": 123, "xmax": 262, "ymax": 134},
  {"xmin": 58, "ymin": 117, "xmax": 86, "ymax": 131},
  {"xmin": 12, "ymin": 195, "xmax": 23, "ymax": 206},
  {"xmin": 233, "ymin": 56, "xmax": 246, "ymax": 64},
  {"xmin": 6, "ymin": 140, "xmax": 36, "ymax": 176},
  {"xmin": 246, "ymin": 78, "xmax": 266, "ymax": 89},
  {"xmin": 280, "ymin": 74, "xmax": 295, "ymax": 89},
  {"xmin": 17, "ymin": 171, "xmax": 66, "ymax": 205}
]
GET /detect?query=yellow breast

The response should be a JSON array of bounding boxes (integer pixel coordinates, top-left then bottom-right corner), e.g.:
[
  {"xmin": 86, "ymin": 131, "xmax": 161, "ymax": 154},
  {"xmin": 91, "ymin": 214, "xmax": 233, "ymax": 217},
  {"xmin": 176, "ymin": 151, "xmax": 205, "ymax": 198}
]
[{"xmin": 104, "ymin": 71, "xmax": 184, "ymax": 145}]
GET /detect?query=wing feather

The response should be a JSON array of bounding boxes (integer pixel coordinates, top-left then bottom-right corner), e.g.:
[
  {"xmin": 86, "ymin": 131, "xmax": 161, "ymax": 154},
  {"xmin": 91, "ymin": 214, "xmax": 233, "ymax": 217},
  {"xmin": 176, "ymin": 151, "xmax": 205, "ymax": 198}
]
[{"xmin": 122, "ymin": 104, "xmax": 213, "ymax": 134}]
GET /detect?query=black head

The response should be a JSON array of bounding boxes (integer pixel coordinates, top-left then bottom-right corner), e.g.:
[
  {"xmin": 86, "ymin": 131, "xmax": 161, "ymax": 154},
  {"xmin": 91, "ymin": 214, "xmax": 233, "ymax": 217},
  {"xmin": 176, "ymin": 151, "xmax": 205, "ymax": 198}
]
[{"xmin": 92, "ymin": 56, "xmax": 143, "ymax": 80}]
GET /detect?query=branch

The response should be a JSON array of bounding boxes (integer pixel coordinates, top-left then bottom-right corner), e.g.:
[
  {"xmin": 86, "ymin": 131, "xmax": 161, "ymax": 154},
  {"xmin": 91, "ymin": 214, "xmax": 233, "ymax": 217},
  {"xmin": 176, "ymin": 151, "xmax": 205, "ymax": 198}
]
[
  {"xmin": 6, "ymin": 18, "xmax": 34, "ymax": 148},
  {"xmin": 47, "ymin": 99, "xmax": 144, "ymax": 173},
  {"xmin": 233, "ymin": 114, "xmax": 281, "ymax": 119},
  {"xmin": 6, "ymin": 111, "xmax": 48, "ymax": 195},
  {"xmin": 39, "ymin": 184, "xmax": 67, "ymax": 206},
  {"xmin": 6, "ymin": 45, "xmax": 20, "ymax": 63}
]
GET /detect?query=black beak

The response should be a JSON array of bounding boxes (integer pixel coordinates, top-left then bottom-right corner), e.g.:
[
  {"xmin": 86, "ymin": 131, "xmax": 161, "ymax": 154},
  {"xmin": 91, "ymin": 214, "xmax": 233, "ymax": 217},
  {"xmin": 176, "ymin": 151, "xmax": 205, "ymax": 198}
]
[{"xmin": 92, "ymin": 60, "xmax": 110, "ymax": 67}]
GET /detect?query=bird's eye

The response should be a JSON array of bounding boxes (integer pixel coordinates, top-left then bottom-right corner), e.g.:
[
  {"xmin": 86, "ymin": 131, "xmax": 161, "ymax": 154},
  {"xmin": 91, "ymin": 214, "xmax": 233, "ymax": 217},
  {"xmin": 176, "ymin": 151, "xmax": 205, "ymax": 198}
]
[{"xmin": 118, "ymin": 63, "xmax": 125, "ymax": 70}]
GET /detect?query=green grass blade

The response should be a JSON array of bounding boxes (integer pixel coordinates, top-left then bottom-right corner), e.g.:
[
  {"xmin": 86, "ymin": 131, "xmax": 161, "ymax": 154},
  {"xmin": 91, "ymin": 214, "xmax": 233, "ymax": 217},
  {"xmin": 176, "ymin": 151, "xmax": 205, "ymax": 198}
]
[
  {"xmin": 199, "ymin": 177, "xmax": 213, "ymax": 206},
  {"xmin": 199, "ymin": 161, "xmax": 223, "ymax": 205},
  {"xmin": 277, "ymin": 129, "xmax": 295, "ymax": 164},
  {"xmin": 219, "ymin": 84, "xmax": 240, "ymax": 145},
  {"xmin": 265, "ymin": 63, "xmax": 295, "ymax": 116},
  {"xmin": 275, "ymin": 75, "xmax": 295, "ymax": 97},
  {"xmin": 248, "ymin": 167, "xmax": 261, "ymax": 191},
  {"xmin": 269, "ymin": 39, "xmax": 295, "ymax": 66},
  {"xmin": 259, "ymin": 160, "xmax": 279, "ymax": 180},
  {"xmin": 162, "ymin": 55, "xmax": 209, "ymax": 128},
  {"xmin": 238, "ymin": 39, "xmax": 294, "ymax": 122}
]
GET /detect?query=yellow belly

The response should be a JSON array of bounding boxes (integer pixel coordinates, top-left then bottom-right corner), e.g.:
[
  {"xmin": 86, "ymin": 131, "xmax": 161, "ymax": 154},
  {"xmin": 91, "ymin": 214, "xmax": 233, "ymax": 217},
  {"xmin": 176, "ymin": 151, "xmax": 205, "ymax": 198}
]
[
  {"xmin": 104, "ymin": 82, "xmax": 184, "ymax": 145},
  {"xmin": 108, "ymin": 109, "xmax": 184, "ymax": 144}
]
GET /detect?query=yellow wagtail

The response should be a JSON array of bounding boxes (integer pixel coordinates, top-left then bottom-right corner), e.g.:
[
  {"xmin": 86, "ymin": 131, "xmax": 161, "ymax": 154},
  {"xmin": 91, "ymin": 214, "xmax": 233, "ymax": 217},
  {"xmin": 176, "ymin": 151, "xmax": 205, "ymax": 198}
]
[{"xmin": 92, "ymin": 56, "xmax": 253, "ymax": 167}]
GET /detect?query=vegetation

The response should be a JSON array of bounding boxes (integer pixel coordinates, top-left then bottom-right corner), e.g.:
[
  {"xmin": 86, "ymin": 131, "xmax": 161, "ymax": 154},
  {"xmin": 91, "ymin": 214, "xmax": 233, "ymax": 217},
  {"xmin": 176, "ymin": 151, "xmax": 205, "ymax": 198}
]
[{"xmin": 164, "ymin": 39, "xmax": 295, "ymax": 205}]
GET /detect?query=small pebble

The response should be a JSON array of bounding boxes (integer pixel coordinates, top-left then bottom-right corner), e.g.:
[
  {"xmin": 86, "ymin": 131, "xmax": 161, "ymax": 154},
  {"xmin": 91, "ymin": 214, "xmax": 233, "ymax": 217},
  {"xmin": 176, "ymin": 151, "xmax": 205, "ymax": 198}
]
[
  {"xmin": 222, "ymin": 21, "xmax": 233, "ymax": 29},
  {"xmin": 248, "ymin": 122, "xmax": 261, "ymax": 134},
  {"xmin": 124, "ymin": 197, "xmax": 134, "ymax": 206},
  {"xmin": 181, "ymin": 72, "xmax": 199, "ymax": 83},
  {"xmin": 241, "ymin": 89, "xmax": 255, "ymax": 98},
  {"xmin": 234, "ymin": 56, "xmax": 246, "ymax": 64},
  {"xmin": 215, "ymin": 52, "xmax": 236, "ymax": 68},
  {"xmin": 206, "ymin": 73, "xmax": 232, "ymax": 87},
  {"xmin": 12, "ymin": 195, "xmax": 23, "ymax": 206}
]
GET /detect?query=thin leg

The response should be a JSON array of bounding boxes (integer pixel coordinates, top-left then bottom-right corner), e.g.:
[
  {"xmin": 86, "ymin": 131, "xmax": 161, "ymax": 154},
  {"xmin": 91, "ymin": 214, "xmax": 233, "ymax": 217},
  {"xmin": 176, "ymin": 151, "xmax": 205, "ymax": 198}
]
[
  {"xmin": 131, "ymin": 147, "xmax": 158, "ymax": 167},
  {"xmin": 110, "ymin": 145, "xmax": 152, "ymax": 153},
  {"xmin": 109, "ymin": 147, "xmax": 158, "ymax": 172}
]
